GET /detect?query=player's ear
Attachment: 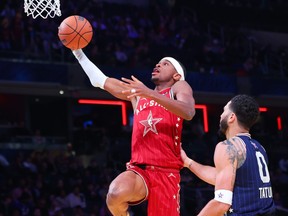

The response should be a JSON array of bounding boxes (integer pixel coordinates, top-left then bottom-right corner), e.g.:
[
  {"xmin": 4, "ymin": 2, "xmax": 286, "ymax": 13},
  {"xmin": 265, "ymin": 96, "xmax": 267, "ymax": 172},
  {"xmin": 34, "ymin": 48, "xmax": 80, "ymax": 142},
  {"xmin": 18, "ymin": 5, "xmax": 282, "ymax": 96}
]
[
  {"xmin": 173, "ymin": 73, "xmax": 182, "ymax": 81},
  {"xmin": 228, "ymin": 112, "xmax": 236, "ymax": 123}
]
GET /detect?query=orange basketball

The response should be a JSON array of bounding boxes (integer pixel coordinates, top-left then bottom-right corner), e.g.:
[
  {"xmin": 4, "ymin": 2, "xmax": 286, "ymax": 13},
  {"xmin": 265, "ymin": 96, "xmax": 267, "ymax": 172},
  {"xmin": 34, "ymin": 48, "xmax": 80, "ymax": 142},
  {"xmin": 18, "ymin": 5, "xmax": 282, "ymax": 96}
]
[{"xmin": 58, "ymin": 15, "xmax": 93, "ymax": 50}]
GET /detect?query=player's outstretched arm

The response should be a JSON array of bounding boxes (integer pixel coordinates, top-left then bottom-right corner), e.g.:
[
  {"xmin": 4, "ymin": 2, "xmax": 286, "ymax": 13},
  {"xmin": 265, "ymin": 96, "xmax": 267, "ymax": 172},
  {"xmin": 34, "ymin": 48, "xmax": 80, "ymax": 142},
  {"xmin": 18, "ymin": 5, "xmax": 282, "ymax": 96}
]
[
  {"xmin": 181, "ymin": 148, "xmax": 217, "ymax": 185},
  {"xmin": 72, "ymin": 49, "xmax": 107, "ymax": 89},
  {"xmin": 72, "ymin": 49, "xmax": 132, "ymax": 101}
]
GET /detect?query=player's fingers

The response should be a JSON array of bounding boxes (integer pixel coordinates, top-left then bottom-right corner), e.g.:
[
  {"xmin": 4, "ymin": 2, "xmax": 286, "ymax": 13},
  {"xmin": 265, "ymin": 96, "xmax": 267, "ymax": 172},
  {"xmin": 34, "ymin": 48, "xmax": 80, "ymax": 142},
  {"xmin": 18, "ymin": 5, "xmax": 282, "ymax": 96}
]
[
  {"xmin": 121, "ymin": 77, "xmax": 133, "ymax": 84},
  {"xmin": 121, "ymin": 88, "xmax": 137, "ymax": 95},
  {"xmin": 131, "ymin": 75, "xmax": 141, "ymax": 83},
  {"xmin": 127, "ymin": 93, "xmax": 138, "ymax": 99},
  {"xmin": 121, "ymin": 89, "xmax": 129, "ymax": 94}
]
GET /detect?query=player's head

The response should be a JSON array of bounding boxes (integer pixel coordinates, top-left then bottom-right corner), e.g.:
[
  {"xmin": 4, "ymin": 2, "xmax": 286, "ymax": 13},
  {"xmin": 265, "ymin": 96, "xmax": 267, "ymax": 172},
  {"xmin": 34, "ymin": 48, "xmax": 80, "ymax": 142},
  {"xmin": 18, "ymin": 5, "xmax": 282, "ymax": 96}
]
[
  {"xmin": 152, "ymin": 57, "xmax": 186, "ymax": 83},
  {"xmin": 219, "ymin": 94, "xmax": 259, "ymax": 135}
]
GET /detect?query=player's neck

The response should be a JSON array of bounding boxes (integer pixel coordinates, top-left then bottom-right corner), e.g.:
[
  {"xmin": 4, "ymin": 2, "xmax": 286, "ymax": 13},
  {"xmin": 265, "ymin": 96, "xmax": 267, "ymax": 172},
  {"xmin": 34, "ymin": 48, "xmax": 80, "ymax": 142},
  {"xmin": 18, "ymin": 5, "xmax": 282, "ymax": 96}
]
[
  {"xmin": 155, "ymin": 85, "xmax": 171, "ymax": 92},
  {"xmin": 226, "ymin": 126, "xmax": 248, "ymax": 139}
]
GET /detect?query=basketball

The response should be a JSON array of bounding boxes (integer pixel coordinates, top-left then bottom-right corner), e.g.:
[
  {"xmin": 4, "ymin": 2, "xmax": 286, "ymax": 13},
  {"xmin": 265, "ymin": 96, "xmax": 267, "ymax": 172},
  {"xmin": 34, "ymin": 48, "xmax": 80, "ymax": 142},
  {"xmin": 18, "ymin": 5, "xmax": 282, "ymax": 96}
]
[{"xmin": 58, "ymin": 15, "xmax": 93, "ymax": 50}]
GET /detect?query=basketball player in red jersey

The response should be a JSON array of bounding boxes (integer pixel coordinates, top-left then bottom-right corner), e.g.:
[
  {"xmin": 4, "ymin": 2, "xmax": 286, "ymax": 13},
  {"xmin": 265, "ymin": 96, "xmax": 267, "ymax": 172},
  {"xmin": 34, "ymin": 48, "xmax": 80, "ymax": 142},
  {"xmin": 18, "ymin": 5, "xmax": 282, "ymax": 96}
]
[{"xmin": 72, "ymin": 49, "xmax": 196, "ymax": 216}]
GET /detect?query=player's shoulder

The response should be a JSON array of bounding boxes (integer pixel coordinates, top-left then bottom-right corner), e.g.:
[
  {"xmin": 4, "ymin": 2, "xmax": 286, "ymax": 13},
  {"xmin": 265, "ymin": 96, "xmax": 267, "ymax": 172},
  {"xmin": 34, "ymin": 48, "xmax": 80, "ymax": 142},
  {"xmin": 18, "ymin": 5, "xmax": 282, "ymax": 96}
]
[
  {"xmin": 217, "ymin": 137, "xmax": 247, "ymax": 168},
  {"xmin": 218, "ymin": 137, "xmax": 246, "ymax": 152},
  {"xmin": 174, "ymin": 80, "xmax": 189, "ymax": 86},
  {"xmin": 172, "ymin": 80, "xmax": 193, "ymax": 93}
]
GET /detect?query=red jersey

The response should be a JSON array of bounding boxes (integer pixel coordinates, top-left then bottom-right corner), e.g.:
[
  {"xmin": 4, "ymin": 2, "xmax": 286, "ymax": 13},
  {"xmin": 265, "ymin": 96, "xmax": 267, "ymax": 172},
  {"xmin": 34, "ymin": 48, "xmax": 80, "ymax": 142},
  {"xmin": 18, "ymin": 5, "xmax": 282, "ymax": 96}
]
[{"xmin": 130, "ymin": 87, "xmax": 183, "ymax": 170}]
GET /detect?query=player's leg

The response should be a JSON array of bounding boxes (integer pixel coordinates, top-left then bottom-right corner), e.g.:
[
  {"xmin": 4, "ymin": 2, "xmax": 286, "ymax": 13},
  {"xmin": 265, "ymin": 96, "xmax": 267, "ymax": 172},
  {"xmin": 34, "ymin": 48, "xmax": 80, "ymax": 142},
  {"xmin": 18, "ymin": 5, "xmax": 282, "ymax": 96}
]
[{"xmin": 106, "ymin": 170, "xmax": 147, "ymax": 216}]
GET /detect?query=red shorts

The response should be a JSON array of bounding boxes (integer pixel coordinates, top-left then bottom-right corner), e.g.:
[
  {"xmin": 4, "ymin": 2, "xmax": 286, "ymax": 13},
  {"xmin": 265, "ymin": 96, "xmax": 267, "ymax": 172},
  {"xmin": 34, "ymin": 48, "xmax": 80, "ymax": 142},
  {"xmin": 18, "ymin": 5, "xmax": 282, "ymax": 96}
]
[{"xmin": 127, "ymin": 163, "xmax": 181, "ymax": 216}]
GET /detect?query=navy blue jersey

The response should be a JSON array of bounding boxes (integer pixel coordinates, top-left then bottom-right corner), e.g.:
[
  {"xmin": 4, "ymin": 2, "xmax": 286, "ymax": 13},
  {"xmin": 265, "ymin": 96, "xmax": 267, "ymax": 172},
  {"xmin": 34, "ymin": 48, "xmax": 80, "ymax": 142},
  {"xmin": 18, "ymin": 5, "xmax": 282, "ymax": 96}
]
[{"xmin": 227, "ymin": 133, "xmax": 275, "ymax": 216}]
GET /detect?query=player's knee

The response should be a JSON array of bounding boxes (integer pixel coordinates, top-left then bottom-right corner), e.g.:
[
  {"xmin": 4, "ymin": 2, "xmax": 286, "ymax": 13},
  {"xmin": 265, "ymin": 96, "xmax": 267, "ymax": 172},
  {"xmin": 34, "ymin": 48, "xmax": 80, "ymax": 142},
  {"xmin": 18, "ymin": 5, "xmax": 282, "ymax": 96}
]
[
  {"xmin": 106, "ymin": 187, "xmax": 130, "ymax": 215},
  {"xmin": 106, "ymin": 184, "xmax": 125, "ymax": 207}
]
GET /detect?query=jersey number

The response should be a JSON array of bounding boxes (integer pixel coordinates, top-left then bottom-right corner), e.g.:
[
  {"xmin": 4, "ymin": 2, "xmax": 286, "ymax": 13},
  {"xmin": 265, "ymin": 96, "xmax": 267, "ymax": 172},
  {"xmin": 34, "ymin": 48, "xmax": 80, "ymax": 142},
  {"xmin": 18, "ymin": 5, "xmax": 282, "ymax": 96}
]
[{"xmin": 255, "ymin": 151, "xmax": 270, "ymax": 183}]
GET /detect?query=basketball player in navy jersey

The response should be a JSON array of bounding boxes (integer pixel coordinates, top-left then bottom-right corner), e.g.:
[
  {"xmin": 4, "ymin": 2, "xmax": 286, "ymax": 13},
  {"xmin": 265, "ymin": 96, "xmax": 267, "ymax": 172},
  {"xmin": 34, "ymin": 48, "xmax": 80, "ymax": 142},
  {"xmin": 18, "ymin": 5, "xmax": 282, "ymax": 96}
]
[
  {"xmin": 71, "ymin": 48, "xmax": 196, "ymax": 216},
  {"xmin": 181, "ymin": 94, "xmax": 275, "ymax": 216}
]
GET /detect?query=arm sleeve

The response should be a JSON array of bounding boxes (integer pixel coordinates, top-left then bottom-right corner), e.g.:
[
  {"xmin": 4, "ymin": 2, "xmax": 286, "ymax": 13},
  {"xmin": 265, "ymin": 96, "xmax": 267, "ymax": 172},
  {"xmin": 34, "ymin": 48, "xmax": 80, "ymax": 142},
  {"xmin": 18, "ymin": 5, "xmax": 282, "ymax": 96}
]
[{"xmin": 72, "ymin": 49, "xmax": 108, "ymax": 89}]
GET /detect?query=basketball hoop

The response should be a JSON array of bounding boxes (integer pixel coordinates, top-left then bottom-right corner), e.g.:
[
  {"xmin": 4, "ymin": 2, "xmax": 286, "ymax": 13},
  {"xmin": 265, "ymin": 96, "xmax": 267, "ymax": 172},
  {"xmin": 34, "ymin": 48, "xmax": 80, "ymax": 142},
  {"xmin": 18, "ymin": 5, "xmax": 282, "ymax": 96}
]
[{"xmin": 24, "ymin": 0, "xmax": 61, "ymax": 19}]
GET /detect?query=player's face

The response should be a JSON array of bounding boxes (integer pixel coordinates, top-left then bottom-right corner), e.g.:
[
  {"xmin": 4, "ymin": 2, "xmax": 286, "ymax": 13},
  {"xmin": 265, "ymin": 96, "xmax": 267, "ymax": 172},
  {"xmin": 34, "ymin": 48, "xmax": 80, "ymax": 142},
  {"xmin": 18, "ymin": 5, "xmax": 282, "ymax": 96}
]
[
  {"xmin": 151, "ymin": 59, "xmax": 177, "ymax": 83},
  {"xmin": 218, "ymin": 101, "xmax": 232, "ymax": 137}
]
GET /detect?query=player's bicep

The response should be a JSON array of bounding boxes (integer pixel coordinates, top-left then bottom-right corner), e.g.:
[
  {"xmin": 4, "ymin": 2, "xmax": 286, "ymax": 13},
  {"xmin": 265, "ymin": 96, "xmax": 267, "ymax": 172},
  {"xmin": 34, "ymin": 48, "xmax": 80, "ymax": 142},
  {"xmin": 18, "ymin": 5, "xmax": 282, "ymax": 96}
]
[
  {"xmin": 214, "ymin": 143, "xmax": 237, "ymax": 190},
  {"xmin": 173, "ymin": 81, "xmax": 194, "ymax": 104}
]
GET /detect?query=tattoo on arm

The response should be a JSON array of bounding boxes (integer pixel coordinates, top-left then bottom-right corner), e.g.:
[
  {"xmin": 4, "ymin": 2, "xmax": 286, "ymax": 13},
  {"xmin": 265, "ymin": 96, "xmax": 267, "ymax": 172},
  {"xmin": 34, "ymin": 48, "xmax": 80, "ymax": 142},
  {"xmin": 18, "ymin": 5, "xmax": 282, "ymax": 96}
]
[
  {"xmin": 223, "ymin": 139, "xmax": 238, "ymax": 167},
  {"xmin": 222, "ymin": 138, "xmax": 246, "ymax": 186},
  {"xmin": 223, "ymin": 140, "xmax": 237, "ymax": 187},
  {"xmin": 222, "ymin": 138, "xmax": 246, "ymax": 168}
]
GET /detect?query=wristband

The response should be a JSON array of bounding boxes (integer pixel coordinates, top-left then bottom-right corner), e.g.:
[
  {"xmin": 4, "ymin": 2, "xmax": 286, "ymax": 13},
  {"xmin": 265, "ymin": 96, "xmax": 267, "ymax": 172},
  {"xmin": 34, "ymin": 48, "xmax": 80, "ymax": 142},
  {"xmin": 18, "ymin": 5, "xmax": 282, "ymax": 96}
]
[{"xmin": 214, "ymin": 189, "xmax": 233, "ymax": 205}]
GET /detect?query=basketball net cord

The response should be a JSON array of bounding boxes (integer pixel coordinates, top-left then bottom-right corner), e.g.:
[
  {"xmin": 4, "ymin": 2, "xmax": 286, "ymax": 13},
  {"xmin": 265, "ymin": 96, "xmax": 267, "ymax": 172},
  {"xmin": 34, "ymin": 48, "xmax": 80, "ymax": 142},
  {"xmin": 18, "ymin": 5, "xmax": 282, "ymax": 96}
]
[{"xmin": 24, "ymin": 0, "xmax": 61, "ymax": 19}]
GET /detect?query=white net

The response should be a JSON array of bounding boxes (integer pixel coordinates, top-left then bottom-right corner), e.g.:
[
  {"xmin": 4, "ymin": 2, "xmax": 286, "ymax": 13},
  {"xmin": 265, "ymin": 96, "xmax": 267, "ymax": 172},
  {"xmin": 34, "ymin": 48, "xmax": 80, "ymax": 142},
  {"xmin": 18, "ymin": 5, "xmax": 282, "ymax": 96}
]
[{"xmin": 24, "ymin": 0, "xmax": 61, "ymax": 19}]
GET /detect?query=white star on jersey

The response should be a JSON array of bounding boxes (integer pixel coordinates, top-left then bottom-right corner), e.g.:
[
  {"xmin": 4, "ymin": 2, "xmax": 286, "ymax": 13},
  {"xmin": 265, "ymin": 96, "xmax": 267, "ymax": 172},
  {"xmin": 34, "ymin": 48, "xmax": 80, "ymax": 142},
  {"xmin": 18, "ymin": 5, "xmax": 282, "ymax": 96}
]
[{"xmin": 139, "ymin": 111, "xmax": 162, "ymax": 137}]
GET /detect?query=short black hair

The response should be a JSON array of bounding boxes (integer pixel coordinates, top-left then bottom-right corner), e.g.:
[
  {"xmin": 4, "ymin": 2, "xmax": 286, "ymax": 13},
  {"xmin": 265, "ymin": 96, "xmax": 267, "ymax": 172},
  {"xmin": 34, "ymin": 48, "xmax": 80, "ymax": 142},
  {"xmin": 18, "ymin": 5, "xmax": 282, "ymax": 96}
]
[{"xmin": 229, "ymin": 94, "xmax": 259, "ymax": 129}]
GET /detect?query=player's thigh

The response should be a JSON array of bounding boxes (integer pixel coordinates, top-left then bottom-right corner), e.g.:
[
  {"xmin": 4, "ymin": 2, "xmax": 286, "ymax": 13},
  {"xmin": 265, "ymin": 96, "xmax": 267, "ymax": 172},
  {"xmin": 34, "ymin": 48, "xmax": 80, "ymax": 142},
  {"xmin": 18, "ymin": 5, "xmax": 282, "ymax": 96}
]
[
  {"xmin": 108, "ymin": 170, "xmax": 147, "ymax": 202},
  {"xmin": 148, "ymin": 172, "xmax": 180, "ymax": 216}
]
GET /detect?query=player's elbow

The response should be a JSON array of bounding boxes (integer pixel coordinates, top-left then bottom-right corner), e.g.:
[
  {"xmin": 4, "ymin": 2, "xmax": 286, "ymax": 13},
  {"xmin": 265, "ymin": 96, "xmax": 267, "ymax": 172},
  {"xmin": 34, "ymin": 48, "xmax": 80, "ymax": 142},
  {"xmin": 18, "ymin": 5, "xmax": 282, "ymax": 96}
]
[
  {"xmin": 90, "ymin": 80, "xmax": 105, "ymax": 89},
  {"xmin": 90, "ymin": 80, "xmax": 98, "ymax": 87},
  {"xmin": 184, "ymin": 109, "xmax": 195, "ymax": 121}
]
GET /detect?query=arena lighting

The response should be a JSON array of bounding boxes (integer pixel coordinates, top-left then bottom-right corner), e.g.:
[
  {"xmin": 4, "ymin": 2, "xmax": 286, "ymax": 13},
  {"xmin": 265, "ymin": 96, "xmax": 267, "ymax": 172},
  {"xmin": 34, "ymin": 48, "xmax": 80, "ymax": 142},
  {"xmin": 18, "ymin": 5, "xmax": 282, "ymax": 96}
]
[
  {"xmin": 258, "ymin": 107, "xmax": 283, "ymax": 131},
  {"xmin": 259, "ymin": 107, "xmax": 268, "ymax": 112},
  {"xmin": 78, "ymin": 99, "xmax": 128, "ymax": 126},
  {"xmin": 195, "ymin": 105, "xmax": 209, "ymax": 133},
  {"xmin": 78, "ymin": 100, "xmax": 209, "ymax": 132},
  {"xmin": 277, "ymin": 116, "xmax": 282, "ymax": 131}
]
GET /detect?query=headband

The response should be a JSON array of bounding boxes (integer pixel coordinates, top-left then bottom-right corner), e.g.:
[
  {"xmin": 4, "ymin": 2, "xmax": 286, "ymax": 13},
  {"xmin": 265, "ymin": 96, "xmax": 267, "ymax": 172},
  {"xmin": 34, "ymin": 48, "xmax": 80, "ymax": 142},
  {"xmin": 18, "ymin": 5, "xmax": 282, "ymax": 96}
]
[{"xmin": 161, "ymin": 57, "xmax": 185, "ymax": 80}]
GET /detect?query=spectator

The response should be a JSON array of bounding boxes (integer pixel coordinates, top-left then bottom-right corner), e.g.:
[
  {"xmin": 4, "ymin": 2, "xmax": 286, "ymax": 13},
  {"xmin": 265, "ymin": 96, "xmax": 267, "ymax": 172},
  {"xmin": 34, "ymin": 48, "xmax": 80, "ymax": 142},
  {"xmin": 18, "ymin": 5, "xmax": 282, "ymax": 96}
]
[
  {"xmin": 54, "ymin": 189, "xmax": 69, "ymax": 211},
  {"xmin": 66, "ymin": 186, "xmax": 86, "ymax": 209}
]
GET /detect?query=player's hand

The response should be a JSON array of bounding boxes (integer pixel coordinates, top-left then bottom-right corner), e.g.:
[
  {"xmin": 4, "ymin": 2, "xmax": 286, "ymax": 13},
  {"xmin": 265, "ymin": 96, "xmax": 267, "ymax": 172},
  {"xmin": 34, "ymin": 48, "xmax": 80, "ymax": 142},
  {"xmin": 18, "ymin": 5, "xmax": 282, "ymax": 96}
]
[
  {"xmin": 121, "ymin": 75, "xmax": 154, "ymax": 99},
  {"xmin": 72, "ymin": 49, "xmax": 84, "ymax": 60},
  {"xmin": 180, "ymin": 148, "xmax": 191, "ymax": 168}
]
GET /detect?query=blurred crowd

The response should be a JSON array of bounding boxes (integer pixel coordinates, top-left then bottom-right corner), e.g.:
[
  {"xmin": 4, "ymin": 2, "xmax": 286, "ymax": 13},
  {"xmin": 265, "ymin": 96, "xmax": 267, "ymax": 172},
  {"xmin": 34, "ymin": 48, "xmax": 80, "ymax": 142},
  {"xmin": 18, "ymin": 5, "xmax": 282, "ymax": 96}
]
[
  {"xmin": 1, "ymin": 0, "xmax": 288, "ymax": 78},
  {"xmin": 0, "ymin": 148, "xmax": 114, "ymax": 216}
]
